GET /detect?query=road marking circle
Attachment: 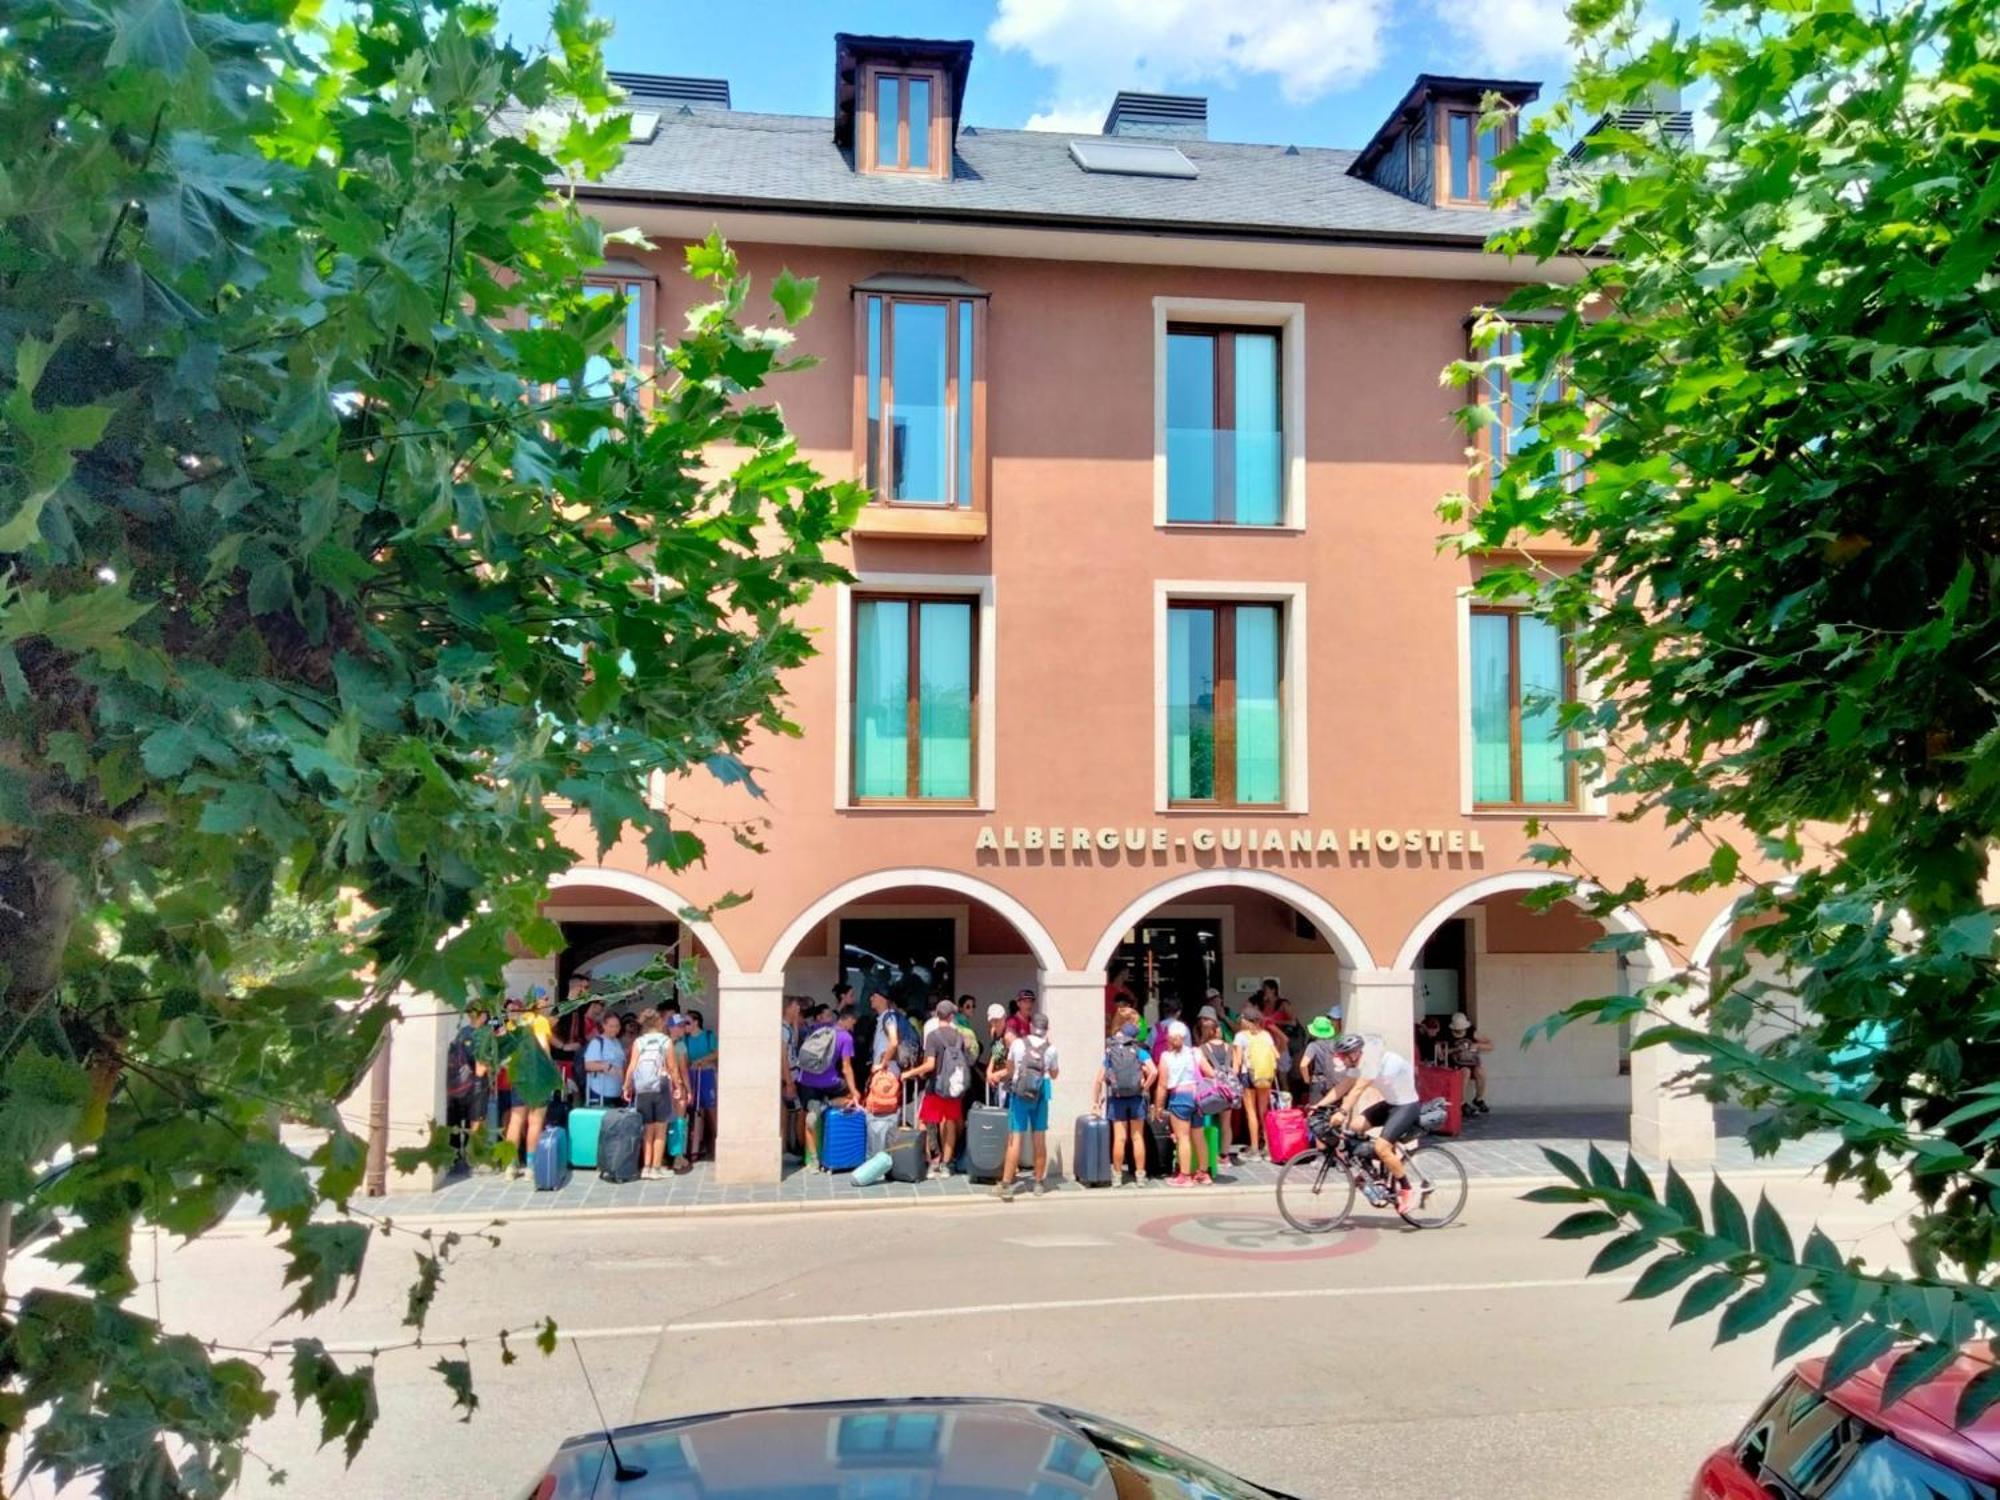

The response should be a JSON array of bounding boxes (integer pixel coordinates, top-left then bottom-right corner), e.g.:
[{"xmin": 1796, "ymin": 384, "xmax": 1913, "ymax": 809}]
[{"xmin": 1135, "ymin": 1211, "xmax": 1381, "ymax": 1262}]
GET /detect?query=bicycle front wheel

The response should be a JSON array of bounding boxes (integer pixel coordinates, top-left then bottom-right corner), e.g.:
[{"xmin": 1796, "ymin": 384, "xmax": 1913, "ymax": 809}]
[
  {"xmin": 1276, "ymin": 1148, "xmax": 1356, "ymax": 1235},
  {"xmin": 1398, "ymin": 1143, "xmax": 1468, "ymax": 1229}
]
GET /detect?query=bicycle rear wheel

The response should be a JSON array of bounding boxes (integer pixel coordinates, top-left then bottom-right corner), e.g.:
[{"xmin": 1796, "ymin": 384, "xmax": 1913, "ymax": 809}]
[
  {"xmin": 1276, "ymin": 1148, "xmax": 1356, "ymax": 1235},
  {"xmin": 1397, "ymin": 1143, "xmax": 1468, "ymax": 1228}
]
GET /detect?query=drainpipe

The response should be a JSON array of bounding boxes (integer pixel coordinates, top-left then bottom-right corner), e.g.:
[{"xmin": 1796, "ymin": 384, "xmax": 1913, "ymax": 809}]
[{"xmin": 364, "ymin": 1030, "xmax": 393, "ymax": 1196}]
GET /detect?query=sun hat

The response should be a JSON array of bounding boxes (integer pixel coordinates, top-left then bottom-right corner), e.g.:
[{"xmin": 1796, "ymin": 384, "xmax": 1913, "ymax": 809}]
[
  {"xmin": 1450, "ymin": 1012, "xmax": 1472, "ymax": 1032},
  {"xmin": 1307, "ymin": 1016, "xmax": 1336, "ymax": 1040}
]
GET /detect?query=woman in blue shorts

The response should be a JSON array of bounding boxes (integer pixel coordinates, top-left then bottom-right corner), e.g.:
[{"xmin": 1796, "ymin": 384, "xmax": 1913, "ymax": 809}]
[
  {"xmin": 1096, "ymin": 1020, "xmax": 1157, "ymax": 1184},
  {"xmin": 1151, "ymin": 1020, "xmax": 1216, "ymax": 1186}
]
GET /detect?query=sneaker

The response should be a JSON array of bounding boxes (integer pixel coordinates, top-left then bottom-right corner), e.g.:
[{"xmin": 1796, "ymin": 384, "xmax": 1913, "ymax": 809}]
[
  {"xmin": 672, "ymin": 1159, "xmax": 692, "ymax": 1176},
  {"xmin": 1475, "ymin": 1100, "xmax": 1491, "ymax": 1115},
  {"xmin": 1395, "ymin": 1182, "xmax": 1418, "ymax": 1215},
  {"xmin": 1032, "ymin": 1179, "xmax": 1047, "ymax": 1197},
  {"xmin": 1169, "ymin": 1173, "xmax": 1193, "ymax": 1188},
  {"xmin": 996, "ymin": 1182, "xmax": 1016, "ymax": 1202},
  {"xmin": 509, "ymin": 1164, "xmax": 524, "ymax": 1180},
  {"xmin": 1193, "ymin": 1172, "xmax": 1212, "ymax": 1186}
]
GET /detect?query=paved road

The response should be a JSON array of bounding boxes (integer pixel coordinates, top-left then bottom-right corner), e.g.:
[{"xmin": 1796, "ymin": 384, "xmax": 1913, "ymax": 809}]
[{"xmin": 9, "ymin": 1170, "xmax": 1915, "ymax": 1499}]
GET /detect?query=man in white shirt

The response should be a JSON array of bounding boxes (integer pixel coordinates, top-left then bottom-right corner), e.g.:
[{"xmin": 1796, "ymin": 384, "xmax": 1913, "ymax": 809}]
[{"xmin": 1313, "ymin": 1033, "xmax": 1426, "ymax": 1213}]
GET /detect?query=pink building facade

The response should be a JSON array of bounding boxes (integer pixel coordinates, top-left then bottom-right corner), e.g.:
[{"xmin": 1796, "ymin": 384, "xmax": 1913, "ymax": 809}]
[{"xmin": 398, "ymin": 41, "xmax": 1727, "ymax": 1187}]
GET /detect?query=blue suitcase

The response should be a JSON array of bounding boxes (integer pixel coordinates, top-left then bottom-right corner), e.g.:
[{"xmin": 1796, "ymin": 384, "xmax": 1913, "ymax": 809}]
[
  {"xmin": 1073, "ymin": 1113, "xmax": 1112, "ymax": 1186},
  {"xmin": 532, "ymin": 1126, "xmax": 571, "ymax": 1191},
  {"xmin": 820, "ymin": 1106, "xmax": 868, "ymax": 1171},
  {"xmin": 567, "ymin": 1107, "xmax": 606, "ymax": 1169}
]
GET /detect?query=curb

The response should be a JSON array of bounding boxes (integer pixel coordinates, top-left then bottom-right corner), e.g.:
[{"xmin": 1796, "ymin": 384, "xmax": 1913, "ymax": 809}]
[{"xmin": 207, "ymin": 1161, "xmax": 1825, "ymax": 1235}]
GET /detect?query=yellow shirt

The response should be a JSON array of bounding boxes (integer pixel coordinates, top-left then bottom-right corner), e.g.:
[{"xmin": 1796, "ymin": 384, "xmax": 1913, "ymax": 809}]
[{"xmin": 517, "ymin": 1012, "xmax": 553, "ymax": 1050}]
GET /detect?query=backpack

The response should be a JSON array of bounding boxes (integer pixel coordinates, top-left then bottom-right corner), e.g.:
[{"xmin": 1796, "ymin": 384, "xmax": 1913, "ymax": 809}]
[
  {"xmin": 1106, "ymin": 1039, "xmax": 1144, "ymax": 1099},
  {"xmin": 630, "ymin": 1033, "xmax": 669, "ymax": 1095},
  {"xmin": 865, "ymin": 1065, "xmax": 902, "ymax": 1116},
  {"xmin": 1012, "ymin": 1037, "xmax": 1050, "ymax": 1103},
  {"xmin": 446, "ymin": 1027, "xmax": 477, "ymax": 1099},
  {"xmin": 933, "ymin": 1028, "xmax": 970, "ymax": 1100},
  {"xmin": 883, "ymin": 1012, "xmax": 920, "ymax": 1070},
  {"xmin": 797, "ymin": 1024, "xmax": 839, "ymax": 1076}
]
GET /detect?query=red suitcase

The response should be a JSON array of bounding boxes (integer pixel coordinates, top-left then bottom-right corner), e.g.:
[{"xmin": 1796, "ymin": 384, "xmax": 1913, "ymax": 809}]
[
  {"xmin": 1265, "ymin": 1107, "xmax": 1310, "ymax": 1164},
  {"xmin": 1416, "ymin": 1064, "xmax": 1465, "ymax": 1136}
]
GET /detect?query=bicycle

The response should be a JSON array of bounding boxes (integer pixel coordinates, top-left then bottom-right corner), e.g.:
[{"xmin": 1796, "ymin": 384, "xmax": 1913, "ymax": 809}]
[{"xmin": 1275, "ymin": 1103, "xmax": 1468, "ymax": 1232}]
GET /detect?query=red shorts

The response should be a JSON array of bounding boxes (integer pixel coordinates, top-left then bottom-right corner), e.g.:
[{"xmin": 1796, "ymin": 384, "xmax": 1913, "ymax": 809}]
[{"xmin": 917, "ymin": 1093, "xmax": 964, "ymax": 1125}]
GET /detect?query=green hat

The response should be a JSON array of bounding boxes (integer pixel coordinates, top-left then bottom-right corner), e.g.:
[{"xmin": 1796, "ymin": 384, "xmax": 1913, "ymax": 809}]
[{"xmin": 1307, "ymin": 1016, "xmax": 1337, "ymax": 1039}]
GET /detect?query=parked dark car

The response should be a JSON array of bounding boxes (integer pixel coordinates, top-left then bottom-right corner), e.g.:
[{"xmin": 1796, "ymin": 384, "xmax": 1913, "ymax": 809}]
[
  {"xmin": 1694, "ymin": 1344, "xmax": 2000, "ymax": 1498},
  {"xmin": 520, "ymin": 1396, "xmax": 1302, "ymax": 1499}
]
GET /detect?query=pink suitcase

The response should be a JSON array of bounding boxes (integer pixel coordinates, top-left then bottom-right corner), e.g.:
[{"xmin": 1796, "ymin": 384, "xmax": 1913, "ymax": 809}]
[{"xmin": 1265, "ymin": 1107, "xmax": 1310, "ymax": 1164}]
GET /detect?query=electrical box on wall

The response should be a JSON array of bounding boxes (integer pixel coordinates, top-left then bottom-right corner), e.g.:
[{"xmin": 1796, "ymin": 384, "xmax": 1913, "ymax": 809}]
[{"xmin": 1234, "ymin": 977, "xmax": 1260, "ymax": 995}]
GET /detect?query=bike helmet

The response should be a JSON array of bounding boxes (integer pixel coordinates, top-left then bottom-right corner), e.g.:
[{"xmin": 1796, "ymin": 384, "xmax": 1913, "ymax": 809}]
[{"xmin": 1332, "ymin": 1033, "xmax": 1366, "ymax": 1059}]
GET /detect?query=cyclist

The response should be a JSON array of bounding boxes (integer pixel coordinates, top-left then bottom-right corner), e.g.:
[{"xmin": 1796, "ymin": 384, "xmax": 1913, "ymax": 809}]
[{"xmin": 1307, "ymin": 1033, "xmax": 1427, "ymax": 1214}]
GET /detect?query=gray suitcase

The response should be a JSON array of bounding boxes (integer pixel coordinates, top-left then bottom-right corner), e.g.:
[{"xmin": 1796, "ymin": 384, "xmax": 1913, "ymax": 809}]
[
  {"xmin": 1072, "ymin": 1112, "xmax": 1113, "ymax": 1187},
  {"xmin": 889, "ymin": 1080, "xmax": 928, "ymax": 1183},
  {"xmin": 966, "ymin": 1081, "xmax": 1009, "ymax": 1182}
]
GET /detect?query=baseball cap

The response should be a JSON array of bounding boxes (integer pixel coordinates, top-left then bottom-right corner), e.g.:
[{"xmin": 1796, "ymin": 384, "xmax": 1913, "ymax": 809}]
[
  {"xmin": 1197, "ymin": 1005, "xmax": 1219, "ymax": 1021},
  {"xmin": 1015, "ymin": 987, "xmax": 1036, "ymax": 1000},
  {"xmin": 1307, "ymin": 1016, "xmax": 1336, "ymax": 1039},
  {"xmin": 1031, "ymin": 1014, "xmax": 1050, "ymax": 1037},
  {"xmin": 668, "ymin": 1012, "xmax": 690, "ymax": 1028},
  {"xmin": 934, "ymin": 999, "xmax": 956, "ymax": 1020},
  {"xmin": 987, "ymin": 1003, "xmax": 1006, "ymax": 1022}
]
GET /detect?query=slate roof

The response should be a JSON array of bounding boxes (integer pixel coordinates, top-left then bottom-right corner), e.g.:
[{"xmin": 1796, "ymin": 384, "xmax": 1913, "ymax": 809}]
[{"xmin": 580, "ymin": 106, "xmax": 1525, "ymax": 249}]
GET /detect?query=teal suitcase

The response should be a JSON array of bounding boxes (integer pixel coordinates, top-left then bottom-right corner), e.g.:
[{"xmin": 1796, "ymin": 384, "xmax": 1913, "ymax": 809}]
[
  {"xmin": 567, "ymin": 1107, "xmax": 607, "ymax": 1169},
  {"xmin": 852, "ymin": 1150, "xmax": 894, "ymax": 1187}
]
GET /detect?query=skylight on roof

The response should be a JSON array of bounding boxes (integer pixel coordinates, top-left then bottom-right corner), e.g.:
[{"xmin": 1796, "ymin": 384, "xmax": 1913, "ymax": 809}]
[{"xmin": 1067, "ymin": 138, "xmax": 1197, "ymax": 179}]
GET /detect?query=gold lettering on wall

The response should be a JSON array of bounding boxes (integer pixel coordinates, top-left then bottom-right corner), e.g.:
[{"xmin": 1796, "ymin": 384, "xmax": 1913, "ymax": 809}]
[{"xmin": 968, "ymin": 823, "xmax": 1492, "ymax": 868}]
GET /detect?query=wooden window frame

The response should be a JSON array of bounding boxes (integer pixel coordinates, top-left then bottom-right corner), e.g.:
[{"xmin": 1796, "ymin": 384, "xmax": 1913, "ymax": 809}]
[
  {"xmin": 858, "ymin": 63, "xmax": 951, "ymax": 178},
  {"xmin": 1436, "ymin": 105, "xmax": 1513, "ymax": 206},
  {"xmin": 1166, "ymin": 599, "xmax": 1286, "ymax": 809},
  {"xmin": 579, "ymin": 274, "xmax": 654, "ymax": 410},
  {"xmin": 1478, "ymin": 329, "xmax": 1586, "ymax": 497},
  {"xmin": 853, "ymin": 292, "xmax": 986, "ymax": 517},
  {"xmin": 1165, "ymin": 323, "xmax": 1284, "ymax": 527},
  {"xmin": 1470, "ymin": 604, "xmax": 1580, "ymax": 811},
  {"xmin": 849, "ymin": 592, "xmax": 980, "ymax": 807}
]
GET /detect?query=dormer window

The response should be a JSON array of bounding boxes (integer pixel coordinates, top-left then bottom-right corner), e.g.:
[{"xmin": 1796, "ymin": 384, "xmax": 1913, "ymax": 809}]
[
  {"xmin": 1441, "ymin": 108, "xmax": 1510, "ymax": 204},
  {"xmin": 865, "ymin": 66, "xmax": 945, "ymax": 174},
  {"xmin": 834, "ymin": 34, "xmax": 972, "ymax": 182}
]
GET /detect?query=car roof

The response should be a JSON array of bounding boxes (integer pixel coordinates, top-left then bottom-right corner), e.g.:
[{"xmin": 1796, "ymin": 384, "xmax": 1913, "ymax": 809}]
[
  {"xmin": 534, "ymin": 1395, "xmax": 1298, "ymax": 1500},
  {"xmin": 1799, "ymin": 1344, "xmax": 2000, "ymax": 1482}
]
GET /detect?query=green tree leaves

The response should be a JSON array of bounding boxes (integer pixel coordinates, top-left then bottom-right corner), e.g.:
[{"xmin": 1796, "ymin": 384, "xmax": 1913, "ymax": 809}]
[
  {"xmin": 1464, "ymin": 0, "xmax": 2000, "ymax": 1423},
  {"xmin": 0, "ymin": 0, "xmax": 856, "ymax": 1487}
]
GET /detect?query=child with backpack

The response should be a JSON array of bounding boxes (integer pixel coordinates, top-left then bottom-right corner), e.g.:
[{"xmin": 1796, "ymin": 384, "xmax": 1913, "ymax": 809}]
[
  {"xmin": 621, "ymin": 1008, "xmax": 686, "ymax": 1180},
  {"xmin": 904, "ymin": 999, "xmax": 975, "ymax": 1174},
  {"xmin": 1095, "ymin": 1020, "xmax": 1157, "ymax": 1186},
  {"xmin": 993, "ymin": 1012, "xmax": 1061, "ymax": 1201}
]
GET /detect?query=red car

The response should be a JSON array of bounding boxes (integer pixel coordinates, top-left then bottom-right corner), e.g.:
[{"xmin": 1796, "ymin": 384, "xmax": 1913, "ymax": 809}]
[{"xmin": 1695, "ymin": 1344, "xmax": 2000, "ymax": 1498}]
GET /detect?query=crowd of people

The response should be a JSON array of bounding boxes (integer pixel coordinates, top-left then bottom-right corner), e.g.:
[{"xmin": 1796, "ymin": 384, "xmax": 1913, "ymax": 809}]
[
  {"xmin": 442, "ymin": 966, "xmax": 1498, "ymax": 1194},
  {"xmin": 443, "ymin": 976, "xmax": 721, "ymax": 1179}
]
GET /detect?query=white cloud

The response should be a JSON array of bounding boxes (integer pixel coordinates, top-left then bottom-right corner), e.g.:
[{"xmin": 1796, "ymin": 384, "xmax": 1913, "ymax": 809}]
[
  {"xmin": 1022, "ymin": 102, "xmax": 1113, "ymax": 133},
  {"xmin": 990, "ymin": 0, "xmax": 1393, "ymax": 126},
  {"xmin": 1424, "ymin": 0, "xmax": 1575, "ymax": 73}
]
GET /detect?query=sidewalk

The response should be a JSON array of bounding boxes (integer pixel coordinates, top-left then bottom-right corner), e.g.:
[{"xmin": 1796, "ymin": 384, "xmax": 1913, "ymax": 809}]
[{"xmin": 307, "ymin": 1108, "xmax": 1837, "ymax": 1224}]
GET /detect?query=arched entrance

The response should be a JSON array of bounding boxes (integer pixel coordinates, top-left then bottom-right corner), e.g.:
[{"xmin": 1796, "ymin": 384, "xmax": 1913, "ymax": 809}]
[
  {"xmin": 1390, "ymin": 871, "xmax": 1712, "ymax": 1160},
  {"xmin": 1085, "ymin": 870, "xmax": 1369, "ymax": 1043}
]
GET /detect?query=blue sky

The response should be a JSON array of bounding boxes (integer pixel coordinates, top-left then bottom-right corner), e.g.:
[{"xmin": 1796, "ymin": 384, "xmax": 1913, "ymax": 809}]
[{"xmin": 489, "ymin": 0, "xmax": 1627, "ymax": 150}]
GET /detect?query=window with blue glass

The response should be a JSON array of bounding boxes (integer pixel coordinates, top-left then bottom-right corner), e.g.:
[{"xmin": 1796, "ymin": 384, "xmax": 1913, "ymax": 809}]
[
  {"xmin": 579, "ymin": 279, "xmax": 647, "ymax": 401},
  {"xmin": 852, "ymin": 595, "xmax": 976, "ymax": 803},
  {"xmin": 862, "ymin": 294, "xmax": 981, "ymax": 509},
  {"xmin": 1443, "ymin": 108, "xmax": 1509, "ymax": 203},
  {"xmin": 1484, "ymin": 330, "xmax": 1584, "ymax": 492},
  {"xmin": 1166, "ymin": 325, "xmax": 1283, "ymax": 525},
  {"xmin": 1167, "ymin": 601, "xmax": 1284, "ymax": 807},
  {"xmin": 1470, "ymin": 607, "xmax": 1575, "ymax": 808}
]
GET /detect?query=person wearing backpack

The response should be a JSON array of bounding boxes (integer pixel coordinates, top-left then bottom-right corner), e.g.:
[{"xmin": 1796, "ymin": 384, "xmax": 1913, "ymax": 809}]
[
  {"xmin": 903, "ymin": 999, "xmax": 974, "ymax": 1174},
  {"xmin": 1094, "ymin": 1020, "xmax": 1157, "ymax": 1186},
  {"xmin": 994, "ymin": 1012, "xmax": 1061, "ymax": 1202},
  {"xmin": 445, "ymin": 1005, "xmax": 491, "ymax": 1174},
  {"xmin": 620, "ymin": 1008, "xmax": 681, "ymax": 1180}
]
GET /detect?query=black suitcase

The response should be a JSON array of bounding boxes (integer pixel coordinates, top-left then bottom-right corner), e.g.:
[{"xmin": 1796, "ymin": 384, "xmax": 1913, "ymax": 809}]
[
  {"xmin": 1072, "ymin": 1113, "xmax": 1112, "ymax": 1187},
  {"xmin": 598, "ymin": 1108, "xmax": 643, "ymax": 1183},
  {"xmin": 1145, "ymin": 1114, "xmax": 1176, "ymax": 1177},
  {"xmin": 888, "ymin": 1126, "xmax": 928, "ymax": 1183},
  {"xmin": 966, "ymin": 1082, "xmax": 1009, "ymax": 1182}
]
